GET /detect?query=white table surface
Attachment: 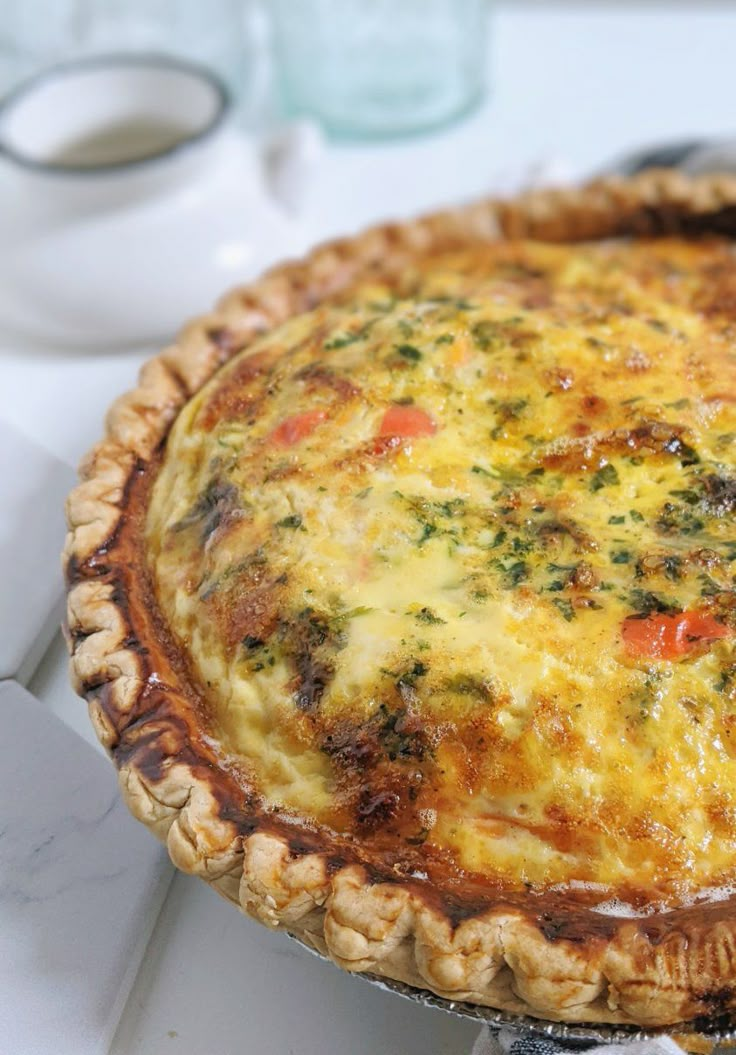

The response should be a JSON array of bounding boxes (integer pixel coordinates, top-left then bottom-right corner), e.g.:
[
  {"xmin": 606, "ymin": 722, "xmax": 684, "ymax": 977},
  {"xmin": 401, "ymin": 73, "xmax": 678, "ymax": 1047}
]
[
  {"xmin": 5, "ymin": 4, "xmax": 736, "ymax": 1052},
  {"xmin": 0, "ymin": 681, "xmax": 171, "ymax": 1055}
]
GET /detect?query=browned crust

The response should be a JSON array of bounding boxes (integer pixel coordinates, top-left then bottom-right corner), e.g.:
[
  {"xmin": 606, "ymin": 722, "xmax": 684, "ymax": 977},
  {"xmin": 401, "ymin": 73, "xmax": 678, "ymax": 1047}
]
[{"xmin": 64, "ymin": 170, "xmax": 736, "ymax": 1028}]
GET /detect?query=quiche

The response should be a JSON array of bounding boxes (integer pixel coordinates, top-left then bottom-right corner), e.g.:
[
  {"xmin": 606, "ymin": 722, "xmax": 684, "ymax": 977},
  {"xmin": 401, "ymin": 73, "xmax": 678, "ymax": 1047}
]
[{"xmin": 65, "ymin": 172, "xmax": 736, "ymax": 1029}]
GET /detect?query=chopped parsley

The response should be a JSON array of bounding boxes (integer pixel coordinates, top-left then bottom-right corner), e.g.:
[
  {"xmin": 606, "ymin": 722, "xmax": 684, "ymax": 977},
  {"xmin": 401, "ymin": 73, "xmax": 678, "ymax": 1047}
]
[
  {"xmin": 627, "ymin": 589, "xmax": 681, "ymax": 617},
  {"xmin": 413, "ymin": 607, "xmax": 446, "ymax": 625},
  {"xmin": 669, "ymin": 488, "xmax": 700, "ymax": 506},
  {"xmin": 471, "ymin": 320, "xmax": 500, "ymax": 351},
  {"xmin": 276, "ymin": 514, "xmax": 303, "ymax": 529},
  {"xmin": 552, "ymin": 598, "xmax": 576, "ymax": 622},
  {"xmin": 325, "ymin": 332, "xmax": 360, "ymax": 350},
  {"xmin": 444, "ymin": 673, "xmax": 496, "ymax": 701},
  {"xmin": 715, "ymin": 664, "xmax": 736, "ymax": 696},
  {"xmin": 590, "ymin": 463, "xmax": 620, "ymax": 491},
  {"xmin": 656, "ymin": 502, "xmax": 704, "ymax": 536},
  {"xmin": 662, "ymin": 555, "xmax": 683, "ymax": 581},
  {"xmin": 416, "ymin": 521, "xmax": 437, "ymax": 544},
  {"xmin": 395, "ymin": 343, "xmax": 422, "ymax": 362},
  {"xmin": 396, "ymin": 660, "xmax": 428, "ymax": 696},
  {"xmin": 501, "ymin": 561, "xmax": 529, "ymax": 588},
  {"xmin": 610, "ymin": 549, "xmax": 631, "ymax": 564}
]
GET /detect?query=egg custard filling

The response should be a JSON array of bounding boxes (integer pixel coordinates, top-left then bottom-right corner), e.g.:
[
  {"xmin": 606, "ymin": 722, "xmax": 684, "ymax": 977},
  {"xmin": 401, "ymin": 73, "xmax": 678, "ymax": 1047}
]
[{"xmin": 146, "ymin": 237, "xmax": 735, "ymax": 907}]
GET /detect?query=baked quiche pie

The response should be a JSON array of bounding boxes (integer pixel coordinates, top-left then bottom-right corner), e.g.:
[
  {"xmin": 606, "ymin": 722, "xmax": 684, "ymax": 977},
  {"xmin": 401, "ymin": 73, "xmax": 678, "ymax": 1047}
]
[{"xmin": 65, "ymin": 172, "xmax": 736, "ymax": 1029}]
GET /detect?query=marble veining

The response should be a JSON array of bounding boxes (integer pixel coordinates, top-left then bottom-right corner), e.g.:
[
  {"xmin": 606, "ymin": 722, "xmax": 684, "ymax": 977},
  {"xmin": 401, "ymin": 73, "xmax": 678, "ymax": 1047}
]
[{"xmin": 0, "ymin": 680, "xmax": 172, "ymax": 1055}]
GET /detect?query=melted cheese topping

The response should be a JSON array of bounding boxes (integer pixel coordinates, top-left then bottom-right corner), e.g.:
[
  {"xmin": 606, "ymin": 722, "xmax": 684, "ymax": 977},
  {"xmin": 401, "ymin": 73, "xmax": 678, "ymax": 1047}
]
[{"xmin": 147, "ymin": 238, "xmax": 736, "ymax": 900}]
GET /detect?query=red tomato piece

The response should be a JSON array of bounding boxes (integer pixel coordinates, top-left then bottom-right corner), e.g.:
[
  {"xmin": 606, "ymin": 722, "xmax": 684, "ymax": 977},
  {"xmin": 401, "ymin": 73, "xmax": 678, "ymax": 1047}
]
[
  {"xmin": 378, "ymin": 406, "xmax": 437, "ymax": 439},
  {"xmin": 621, "ymin": 610, "xmax": 729, "ymax": 660},
  {"xmin": 270, "ymin": 409, "xmax": 327, "ymax": 447}
]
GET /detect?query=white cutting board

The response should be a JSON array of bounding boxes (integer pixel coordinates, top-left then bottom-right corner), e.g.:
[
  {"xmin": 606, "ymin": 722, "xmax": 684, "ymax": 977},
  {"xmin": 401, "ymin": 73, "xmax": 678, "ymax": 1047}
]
[{"xmin": 0, "ymin": 680, "xmax": 172, "ymax": 1055}]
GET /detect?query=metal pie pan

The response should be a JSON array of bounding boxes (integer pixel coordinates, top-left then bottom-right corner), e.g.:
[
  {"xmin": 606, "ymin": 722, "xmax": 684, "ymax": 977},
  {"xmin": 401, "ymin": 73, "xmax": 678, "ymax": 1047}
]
[{"xmin": 289, "ymin": 934, "xmax": 736, "ymax": 1048}]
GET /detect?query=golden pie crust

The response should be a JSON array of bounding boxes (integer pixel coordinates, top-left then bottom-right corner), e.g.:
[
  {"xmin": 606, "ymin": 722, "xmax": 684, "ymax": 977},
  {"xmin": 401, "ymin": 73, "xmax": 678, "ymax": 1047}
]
[{"xmin": 65, "ymin": 171, "xmax": 736, "ymax": 1028}]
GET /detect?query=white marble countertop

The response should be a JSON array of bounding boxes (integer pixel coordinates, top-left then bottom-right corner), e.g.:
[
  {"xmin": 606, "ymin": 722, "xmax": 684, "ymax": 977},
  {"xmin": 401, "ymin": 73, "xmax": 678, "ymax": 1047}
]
[{"xmin": 5, "ymin": 4, "xmax": 736, "ymax": 1052}]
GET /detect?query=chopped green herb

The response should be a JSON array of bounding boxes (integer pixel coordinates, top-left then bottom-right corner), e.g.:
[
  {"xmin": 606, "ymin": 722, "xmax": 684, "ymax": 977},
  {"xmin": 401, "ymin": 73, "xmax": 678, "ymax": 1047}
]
[
  {"xmin": 631, "ymin": 672, "xmax": 663, "ymax": 722},
  {"xmin": 471, "ymin": 463, "xmax": 524, "ymax": 486},
  {"xmin": 436, "ymin": 498, "xmax": 465, "ymax": 517},
  {"xmin": 444, "ymin": 673, "xmax": 495, "ymax": 701},
  {"xmin": 552, "ymin": 598, "xmax": 576, "ymax": 622},
  {"xmin": 471, "ymin": 320, "xmax": 500, "ymax": 351},
  {"xmin": 277, "ymin": 514, "xmax": 303, "ymax": 529},
  {"xmin": 325, "ymin": 332, "xmax": 359, "ymax": 350},
  {"xmin": 656, "ymin": 502, "xmax": 704, "ymax": 536},
  {"xmin": 628, "ymin": 589, "xmax": 681, "ymax": 616},
  {"xmin": 610, "ymin": 550, "xmax": 631, "ymax": 564},
  {"xmin": 498, "ymin": 399, "xmax": 528, "ymax": 420},
  {"xmin": 608, "ymin": 515, "xmax": 626, "ymax": 525},
  {"xmin": 677, "ymin": 442, "xmax": 700, "ymax": 467},
  {"xmin": 418, "ymin": 521, "xmax": 438, "ymax": 545},
  {"xmin": 669, "ymin": 489, "xmax": 700, "ymax": 506},
  {"xmin": 330, "ymin": 606, "xmax": 374, "ymax": 627},
  {"xmin": 663, "ymin": 555, "xmax": 682, "ymax": 581},
  {"xmin": 396, "ymin": 343, "xmax": 422, "ymax": 362},
  {"xmin": 502, "ymin": 561, "xmax": 529, "ymax": 588},
  {"xmin": 629, "ymin": 509, "xmax": 645, "ymax": 523},
  {"xmin": 590, "ymin": 463, "xmax": 620, "ymax": 491},
  {"xmin": 698, "ymin": 572, "xmax": 721, "ymax": 597},
  {"xmin": 715, "ymin": 664, "xmax": 736, "ymax": 695},
  {"xmin": 396, "ymin": 660, "xmax": 428, "ymax": 696},
  {"xmin": 511, "ymin": 536, "xmax": 533, "ymax": 555},
  {"xmin": 413, "ymin": 607, "xmax": 446, "ymax": 626}
]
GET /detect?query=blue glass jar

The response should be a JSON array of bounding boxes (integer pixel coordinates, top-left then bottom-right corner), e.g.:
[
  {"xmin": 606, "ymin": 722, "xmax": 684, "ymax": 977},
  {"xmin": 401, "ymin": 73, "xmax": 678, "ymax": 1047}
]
[{"xmin": 269, "ymin": 0, "xmax": 489, "ymax": 140}]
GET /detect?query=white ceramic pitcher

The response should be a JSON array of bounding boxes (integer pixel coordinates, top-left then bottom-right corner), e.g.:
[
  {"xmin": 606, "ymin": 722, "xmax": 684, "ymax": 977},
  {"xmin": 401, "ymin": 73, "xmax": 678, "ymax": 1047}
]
[{"xmin": 0, "ymin": 54, "xmax": 321, "ymax": 346}]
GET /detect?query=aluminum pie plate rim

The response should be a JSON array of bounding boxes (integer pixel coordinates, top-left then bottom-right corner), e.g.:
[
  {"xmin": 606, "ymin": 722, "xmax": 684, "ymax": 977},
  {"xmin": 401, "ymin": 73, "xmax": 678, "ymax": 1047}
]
[{"xmin": 288, "ymin": 933, "xmax": 736, "ymax": 1047}]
